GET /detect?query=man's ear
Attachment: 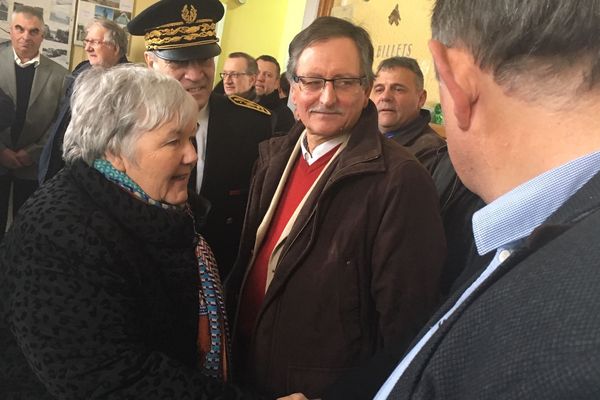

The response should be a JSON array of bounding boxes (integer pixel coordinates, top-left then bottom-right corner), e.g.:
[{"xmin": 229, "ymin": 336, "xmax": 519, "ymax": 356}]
[
  {"xmin": 143, "ymin": 52, "xmax": 154, "ymax": 69},
  {"xmin": 290, "ymin": 83, "xmax": 298, "ymax": 106},
  {"xmin": 418, "ymin": 89, "xmax": 427, "ymax": 109},
  {"xmin": 428, "ymin": 39, "xmax": 478, "ymax": 130},
  {"xmin": 363, "ymin": 83, "xmax": 373, "ymax": 108}
]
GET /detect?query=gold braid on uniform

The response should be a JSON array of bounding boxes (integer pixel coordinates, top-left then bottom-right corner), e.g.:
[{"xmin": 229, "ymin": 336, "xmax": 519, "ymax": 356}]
[
  {"xmin": 228, "ymin": 95, "xmax": 272, "ymax": 116},
  {"xmin": 144, "ymin": 17, "xmax": 217, "ymax": 50}
]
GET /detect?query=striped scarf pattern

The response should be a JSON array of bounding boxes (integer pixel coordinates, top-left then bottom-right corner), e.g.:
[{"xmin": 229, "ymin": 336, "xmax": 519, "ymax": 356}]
[{"xmin": 93, "ymin": 158, "xmax": 229, "ymax": 379}]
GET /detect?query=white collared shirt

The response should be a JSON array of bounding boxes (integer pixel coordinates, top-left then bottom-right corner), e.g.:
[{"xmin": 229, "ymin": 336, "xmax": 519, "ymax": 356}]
[
  {"xmin": 300, "ymin": 132, "xmax": 348, "ymax": 166},
  {"xmin": 195, "ymin": 104, "xmax": 210, "ymax": 192},
  {"xmin": 13, "ymin": 48, "xmax": 40, "ymax": 68}
]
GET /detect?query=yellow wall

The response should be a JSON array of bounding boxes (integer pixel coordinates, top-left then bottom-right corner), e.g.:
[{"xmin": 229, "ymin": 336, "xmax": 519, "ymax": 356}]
[
  {"xmin": 70, "ymin": 0, "xmax": 305, "ymax": 78},
  {"xmin": 332, "ymin": 0, "xmax": 439, "ymax": 106},
  {"xmin": 217, "ymin": 0, "xmax": 306, "ymax": 74}
]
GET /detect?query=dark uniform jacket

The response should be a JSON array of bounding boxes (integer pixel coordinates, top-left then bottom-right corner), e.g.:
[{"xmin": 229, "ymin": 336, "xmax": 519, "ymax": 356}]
[
  {"xmin": 385, "ymin": 109, "xmax": 446, "ymax": 173},
  {"xmin": 227, "ymin": 102, "xmax": 446, "ymax": 398},
  {"xmin": 0, "ymin": 161, "xmax": 256, "ymax": 400},
  {"xmin": 346, "ymin": 169, "xmax": 600, "ymax": 400},
  {"xmin": 387, "ymin": 109, "xmax": 484, "ymax": 296},
  {"xmin": 257, "ymin": 90, "xmax": 295, "ymax": 134},
  {"xmin": 193, "ymin": 92, "xmax": 272, "ymax": 278}
]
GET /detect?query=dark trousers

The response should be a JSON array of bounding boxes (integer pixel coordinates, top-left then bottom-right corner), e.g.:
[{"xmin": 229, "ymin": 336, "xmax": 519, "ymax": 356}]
[{"xmin": 0, "ymin": 174, "xmax": 38, "ymax": 242}]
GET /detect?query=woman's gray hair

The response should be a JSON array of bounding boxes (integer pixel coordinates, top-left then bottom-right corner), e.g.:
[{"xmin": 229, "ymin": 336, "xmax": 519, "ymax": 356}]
[
  {"xmin": 86, "ymin": 18, "xmax": 128, "ymax": 58},
  {"xmin": 63, "ymin": 64, "xmax": 198, "ymax": 166},
  {"xmin": 286, "ymin": 16, "xmax": 374, "ymax": 86}
]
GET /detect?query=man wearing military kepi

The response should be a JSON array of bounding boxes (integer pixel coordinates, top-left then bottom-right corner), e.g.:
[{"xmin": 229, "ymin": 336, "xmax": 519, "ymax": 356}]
[{"xmin": 128, "ymin": 0, "xmax": 272, "ymax": 279}]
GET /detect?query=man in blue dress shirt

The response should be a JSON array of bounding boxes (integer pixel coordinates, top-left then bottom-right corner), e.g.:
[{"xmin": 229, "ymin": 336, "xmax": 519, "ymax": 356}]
[{"xmin": 281, "ymin": 0, "xmax": 600, "ymax": 398}]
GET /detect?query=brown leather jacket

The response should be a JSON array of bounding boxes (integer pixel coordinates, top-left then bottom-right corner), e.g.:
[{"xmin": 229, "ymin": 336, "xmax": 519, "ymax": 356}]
[{"xmin": 227, "ymin": 102, "xmax": 446, "ymax": 398}]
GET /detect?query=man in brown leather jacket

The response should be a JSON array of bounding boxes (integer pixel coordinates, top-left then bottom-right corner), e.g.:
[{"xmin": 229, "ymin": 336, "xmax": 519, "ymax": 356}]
[{"xmin": 227, "ymin": 17, "xmax": 446, "ymax": 399}]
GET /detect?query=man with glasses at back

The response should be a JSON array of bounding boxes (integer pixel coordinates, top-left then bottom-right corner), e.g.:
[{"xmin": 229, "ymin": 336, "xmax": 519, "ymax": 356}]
[
  {"xmin": 226, "ymin": 16, "xmax": 446, "ymax": 399},
  {"xmin": 221, "ymin": 51, "xmax": 258, "ymax": 100},
  {"xmin": 38, "ymin": 19, "xmax": 129, "ymax": 184}
]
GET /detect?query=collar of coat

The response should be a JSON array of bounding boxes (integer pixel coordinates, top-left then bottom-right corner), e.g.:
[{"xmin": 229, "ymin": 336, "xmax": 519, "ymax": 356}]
[
  {"xmin": 385, "ymin": 109, "xmax": 433, "ymax": 146},
  {"xmin": 259, "ymin": 100, "xmax": 387, "ymax": 185},
  {"xmin": 68, "ymin": 160, "xmax": 199, "ymax": 248}
]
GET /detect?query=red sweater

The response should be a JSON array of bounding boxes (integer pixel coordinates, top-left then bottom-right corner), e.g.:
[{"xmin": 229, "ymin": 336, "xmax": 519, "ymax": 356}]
[{"xmin": 237, "ymin": 145, "xmax": 340, "ymax": 346}]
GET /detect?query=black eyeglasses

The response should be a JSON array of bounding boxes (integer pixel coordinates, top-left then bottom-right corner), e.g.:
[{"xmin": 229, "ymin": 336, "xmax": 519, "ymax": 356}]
[
  {"xmin": 220, "ymin": 72, "xmax": 251, "ymax": 79},
  {"xmin": 292, "ymin": 75, "xmax": 366, "ymax": 94}
]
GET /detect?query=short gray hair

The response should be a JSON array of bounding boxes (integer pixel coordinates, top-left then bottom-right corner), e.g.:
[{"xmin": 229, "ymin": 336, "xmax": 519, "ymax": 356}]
[
  {"xmin": 86, "ymin": 19, "xmax": 128, "ymax": 58},
  {"xmin": 287, "ymin": 16, "xmax": 374, "ymax": 85},
  {"xmin": 228, "ymin": 52, "xmax": 258, "ymax": 75},
  {"xmin": 13, "ymin": 5, "xmax": 44, "ymax": 23},
  {"xmin": 431, "ymin": 0, "xmax": 600, "ymax": 96},
  {"xmin": 12, "ymin": 5, "xmax": 45, "ymax": 36},
  {"xmin": 63, "ymin": 64, "xmax": 198, "ymax": 165},
  {"xmin": 376, "ymin": 57, "xmax": 424, "ymax": 92}
]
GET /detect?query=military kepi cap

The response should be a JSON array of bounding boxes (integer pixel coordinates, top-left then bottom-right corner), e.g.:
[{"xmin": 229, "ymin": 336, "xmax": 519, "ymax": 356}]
[{"xmin": 128, "ymin": 0, "xmax": 224, "ymax": 61}]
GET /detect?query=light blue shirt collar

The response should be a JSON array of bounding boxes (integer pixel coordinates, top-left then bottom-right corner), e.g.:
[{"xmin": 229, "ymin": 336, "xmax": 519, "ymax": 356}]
[{"xmin": 473, "ymin": 150, "xmax": 600, "ymax": 255}]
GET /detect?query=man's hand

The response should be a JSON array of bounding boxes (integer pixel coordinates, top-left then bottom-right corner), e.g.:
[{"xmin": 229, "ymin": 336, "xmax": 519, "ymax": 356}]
[
  {"xmin": 277, "ymin": 394, "xmax": 310, "ymax": 400},
  {"xmin": 0, "ymin": 148, "xmax": 23, "ymax": 169},
  {"xmin": 15, "ymin": 149, "xmax": 33, "ymax": 167}
]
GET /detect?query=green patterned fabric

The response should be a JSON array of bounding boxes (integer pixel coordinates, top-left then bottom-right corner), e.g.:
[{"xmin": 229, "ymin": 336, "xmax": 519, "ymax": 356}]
[{"xmin": 93, "ymin": 159, "xmax": 178, "ymax": 210}]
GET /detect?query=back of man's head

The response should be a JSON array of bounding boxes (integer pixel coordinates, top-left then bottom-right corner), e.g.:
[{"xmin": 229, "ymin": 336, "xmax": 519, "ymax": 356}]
[
  {"xmin": 432, "ymin": 0, "xmax": 600, "ymax": 101},
  {"xmin": 278, "ymin": 73, "xmax": 290, "ymax": 98}
]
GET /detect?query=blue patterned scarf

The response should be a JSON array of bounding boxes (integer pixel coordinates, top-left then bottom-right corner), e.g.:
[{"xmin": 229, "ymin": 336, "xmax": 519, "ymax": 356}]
[{"xmin": 93, "ymin": 159, "xmax": 229, "ymax": 380}]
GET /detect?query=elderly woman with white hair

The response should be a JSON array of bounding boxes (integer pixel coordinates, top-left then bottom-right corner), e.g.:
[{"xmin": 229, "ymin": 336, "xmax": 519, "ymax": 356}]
[{"xmin": 0, "ymin": 65, "xmax": 250, "ymax": 399}]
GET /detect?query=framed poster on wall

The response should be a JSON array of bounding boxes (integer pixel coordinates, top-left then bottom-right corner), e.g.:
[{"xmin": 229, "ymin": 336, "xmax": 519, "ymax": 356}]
[
  {"xmin": 0, "ymin": 0, "xmax": 77, "ymax": 69},
  {"xmin": 74, "ymin": 0, "xmax": 133, "ymax": 46},
  {"xmin": 330, "ymin": 0, "xmax": 440, "ymax": 106}
]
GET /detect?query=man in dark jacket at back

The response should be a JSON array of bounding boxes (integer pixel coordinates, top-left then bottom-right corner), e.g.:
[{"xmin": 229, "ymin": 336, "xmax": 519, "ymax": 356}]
[
  {"xmin": 371, "ymin": 56, "xmax": 484, "ymax": 296},
  {"xmin": 255, "ymin": 55, "xmax": 295, "ymax": 134}
]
